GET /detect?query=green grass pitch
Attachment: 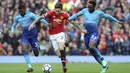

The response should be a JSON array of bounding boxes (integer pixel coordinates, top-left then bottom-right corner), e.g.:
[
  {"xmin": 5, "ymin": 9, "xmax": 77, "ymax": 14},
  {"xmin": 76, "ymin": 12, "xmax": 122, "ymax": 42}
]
[{"xmin": 0, "ymin": 63, "xmax": 130, "ymax": 73}]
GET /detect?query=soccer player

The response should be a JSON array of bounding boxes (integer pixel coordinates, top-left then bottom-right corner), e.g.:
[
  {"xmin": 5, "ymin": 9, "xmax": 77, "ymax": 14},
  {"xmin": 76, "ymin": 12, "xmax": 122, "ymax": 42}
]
[
  {"xmin": 68, "ymin": 0, "xmax": 124, "ymax": 73},
  {"xmin": 29, "ymin": 3, "xmax": 69, "ymax": 73},
  {"xmin": 11, "ymin": 4, "xmax": 48, "ymax": 72}
]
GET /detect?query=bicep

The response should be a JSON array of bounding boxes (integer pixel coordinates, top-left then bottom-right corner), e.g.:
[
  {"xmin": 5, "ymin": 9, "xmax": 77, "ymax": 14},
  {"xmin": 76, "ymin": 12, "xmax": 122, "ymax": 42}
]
[
  {"xmin": 40, "ymin": 19, "xmax": 48, "ymax": 25},
  {"xmin": 76, "ymin": 10, "xmax": 84, "ymax": 16},
  {"xmin": 101, "ymin": 12, "xmax": 119, "ymax": 22},
  {"xmin": 72, "ymin": 10, "xmax": 84, "ymax": 18},
  {"xmin": 101, "ymin": 11, "xmax": 112, "ymax": 18},
  {"xmin": 69, "ymin": 9, "xmax": 84, "ymax": 20},
  {"xmin": 102, "ymin": 13, "xmax": 110, "ymax": 18},
  {"xmin": 30, "ymin": 12, "xmax": 39, "ymax": 19}
]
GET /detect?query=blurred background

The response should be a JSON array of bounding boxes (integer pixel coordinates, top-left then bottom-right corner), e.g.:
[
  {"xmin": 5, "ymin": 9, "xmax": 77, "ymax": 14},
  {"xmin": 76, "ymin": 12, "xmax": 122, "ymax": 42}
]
[{"xmin": 0, "ymin": 0, "xmax": 130, "ymax": 56}]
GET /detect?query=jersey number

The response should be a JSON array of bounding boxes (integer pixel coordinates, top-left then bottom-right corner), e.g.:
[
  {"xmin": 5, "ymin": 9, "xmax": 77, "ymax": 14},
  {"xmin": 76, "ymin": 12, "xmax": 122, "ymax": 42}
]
[
  {"xmin": 91, "ymin": 35, "xmax": 97, "ymax": 40},
  {"xmin": 35, "ymin": 42, "xmax": 39, "ymax": 48}
]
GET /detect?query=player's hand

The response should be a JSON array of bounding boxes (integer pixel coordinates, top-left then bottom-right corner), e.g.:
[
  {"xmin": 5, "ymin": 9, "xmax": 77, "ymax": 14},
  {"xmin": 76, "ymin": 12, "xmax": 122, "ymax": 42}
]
[
  {"xmin": 28, "ymin": 24, "xmax": 35, "ymax": 31},
  {"xmin": 81, "ymin": 29, "xmax": 88, "ymax": 34}
]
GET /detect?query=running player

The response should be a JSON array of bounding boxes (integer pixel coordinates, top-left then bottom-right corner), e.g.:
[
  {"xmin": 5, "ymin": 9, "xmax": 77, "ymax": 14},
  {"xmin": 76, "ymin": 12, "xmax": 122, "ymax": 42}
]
[
  {"xmin": 68, "ymin": 0, "xmax": 124, "ymax": 73},
  {"xmin": 29, "ymin": 2, "xmax": 69, "ymax": 73},
  {"xmin": 11, "ymin": 4, "xmax": 48, "ymax": 72}
]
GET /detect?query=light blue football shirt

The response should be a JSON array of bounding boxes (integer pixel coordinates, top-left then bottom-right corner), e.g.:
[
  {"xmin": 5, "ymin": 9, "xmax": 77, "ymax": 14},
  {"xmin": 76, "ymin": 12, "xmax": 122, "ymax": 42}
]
[
  {"xmin": 69, "ymin": 8, "xmax": 119, "ymax": 33},
  {"xmin": 11, "ymin": 11, "xmax": 48, "ymax": 33}
]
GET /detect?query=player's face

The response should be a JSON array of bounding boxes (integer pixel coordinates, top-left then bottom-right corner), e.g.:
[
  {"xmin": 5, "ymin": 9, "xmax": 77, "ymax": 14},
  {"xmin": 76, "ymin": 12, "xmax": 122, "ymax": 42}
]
[
  {"xmin": 55, "ymin": 8, "xmax": 61, "ymax": 15},
  {"xmin": 19, "ymin": 8, "xmax": 26, "ymax": 16},
  {"xmin": 87, "ymin": 3, "xmax": 95, "ymax": 12}
]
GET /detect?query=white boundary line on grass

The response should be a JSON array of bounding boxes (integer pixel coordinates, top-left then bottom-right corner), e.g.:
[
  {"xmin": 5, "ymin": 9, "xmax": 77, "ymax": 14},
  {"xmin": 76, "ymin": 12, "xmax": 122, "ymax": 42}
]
[{"xmin": 0, "ymin": 56, "xmax": 130, "ymax": 63}]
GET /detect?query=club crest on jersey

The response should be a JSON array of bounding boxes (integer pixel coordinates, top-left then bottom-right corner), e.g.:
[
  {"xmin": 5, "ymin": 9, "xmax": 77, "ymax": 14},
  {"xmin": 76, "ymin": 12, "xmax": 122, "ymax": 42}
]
[
  {"xmin": 53, "ymin": 16, "xmax": 56, "ymax": 18},
  {"xmin": 60, "ymin": 16, "xmax": 64, "ymax": 20}
]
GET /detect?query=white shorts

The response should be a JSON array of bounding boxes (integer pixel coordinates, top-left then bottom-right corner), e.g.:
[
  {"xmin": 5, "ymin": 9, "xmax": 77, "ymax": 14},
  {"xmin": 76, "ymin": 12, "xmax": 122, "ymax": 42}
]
[{"xmin": 49, "ymin": 32, "xmax": 66, "ymax": 51}]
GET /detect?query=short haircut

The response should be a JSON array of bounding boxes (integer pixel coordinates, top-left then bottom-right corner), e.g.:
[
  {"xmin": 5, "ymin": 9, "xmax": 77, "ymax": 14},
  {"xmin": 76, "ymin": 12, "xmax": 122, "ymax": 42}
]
[
  {"xmin": 55, "ymin": 2, "xmax": 62, "ymax": 9},
  {"xmin": 18, "ymin": 4, "xmax": 26, "ymax": 9},
  {"xmin": 89, "ymin": 0, "xmax": 96, "ymax": 6}
]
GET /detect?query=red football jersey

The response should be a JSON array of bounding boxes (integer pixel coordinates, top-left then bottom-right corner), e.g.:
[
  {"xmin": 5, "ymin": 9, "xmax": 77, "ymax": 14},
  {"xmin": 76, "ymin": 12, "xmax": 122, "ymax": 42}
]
[{"xmin": 44, "ymin": 10, "xmax": 69, "ymax": 35}]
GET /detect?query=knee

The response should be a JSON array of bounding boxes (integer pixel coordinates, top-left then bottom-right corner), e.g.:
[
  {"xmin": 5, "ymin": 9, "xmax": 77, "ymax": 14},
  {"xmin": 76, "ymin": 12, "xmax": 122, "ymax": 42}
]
[
  {"xmin": 58, "ymin": 42, "xmax": 64, "ymax": 50},
  {"xmin": 55, "ymin": 50, "xmax": 61, "ymax": 57},
  {"xmin": 89, "ymin": 42, "xmax": 96, "ymax": 49},
  {"xmin": 33, "ymin": 50, "xmax": 39, "ymax": 57},
  {"xmin": 59, "ymin": 47, "xmax": 64, "ymax": 50}
]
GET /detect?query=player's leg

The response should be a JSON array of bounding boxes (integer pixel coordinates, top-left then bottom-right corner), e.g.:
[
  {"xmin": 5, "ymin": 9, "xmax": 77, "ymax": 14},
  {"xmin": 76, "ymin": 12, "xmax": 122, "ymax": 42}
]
[
  {"xmin": 57, "ymin": 32, "xmax": 67, "ymax": 73},
  {"xmin": 29, "ymin": 34, "xmax": 40, "ymax": 57},
  {"xmin": 51, "ymin": 40, "xmax": 61, "ymax": 57},
  {"xmin": 49, "ymin": 33, "xmax": 67, "ymax": 73},
  {"xmin": 31, "ymin": 42, "xmax": 40, "ymax": 57},
  {"xmin": 49, "ymin": 35, "xmax": 61, "ymax": 57},
  {"xmin": 59, "ymin": 42, "xmax": 67, "ymax": 73},
  {"xmin": 55, "ymin": 49, "xmax": 61, "ymax": 58},
  {"xmin": 22, "ymin": 38, "xmax": 33, "ymax": 72},
  {"xmin": 87, "ymin": 33, "xmax": 108, "ymax": 73}
]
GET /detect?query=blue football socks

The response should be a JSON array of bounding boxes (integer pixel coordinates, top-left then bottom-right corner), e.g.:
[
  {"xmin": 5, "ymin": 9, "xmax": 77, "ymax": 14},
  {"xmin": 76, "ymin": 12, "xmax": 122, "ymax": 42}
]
[
  {"xmin": 90, "ymin": 48, "xmax": 107, "ymax": 67},
  {"xmin": 23, "ymin": 52, "xmax": 32, "ymax": 68}
]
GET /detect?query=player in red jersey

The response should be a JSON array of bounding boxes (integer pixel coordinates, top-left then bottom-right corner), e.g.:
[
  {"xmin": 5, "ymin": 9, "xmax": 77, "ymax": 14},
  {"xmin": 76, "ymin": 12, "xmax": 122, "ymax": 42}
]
[{"xmin": 29, "ymin": 2, "xmax": 69, "ymax": 73}]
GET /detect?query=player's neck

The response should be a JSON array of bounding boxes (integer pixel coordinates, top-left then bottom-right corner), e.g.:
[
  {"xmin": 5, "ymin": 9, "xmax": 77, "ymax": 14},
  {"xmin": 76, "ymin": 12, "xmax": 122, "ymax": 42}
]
[
  {"xmin": 56, "ymin": 13, "xmax": 61, "ymax": 16},
  {"xmin": 20, "ymin": 13, "xmax": 26, "ymax": 16},
  {"xmin": 20, "ymin": 11, "xmax": 26, "ymax": 17},
  {"xmin": 89, "ymin": 9, "xmax": 95, "ymax": 13},
  {"xmin": 55, "ymin": 11, "xmax": 63, "ymax": 16}
]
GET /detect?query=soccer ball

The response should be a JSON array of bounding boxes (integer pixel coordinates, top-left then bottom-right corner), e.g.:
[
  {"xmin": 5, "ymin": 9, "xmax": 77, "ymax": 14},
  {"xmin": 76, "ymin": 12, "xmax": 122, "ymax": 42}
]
[{"xmin": 42, "ymin": 64, "xmax": 52, "ymax": 73}]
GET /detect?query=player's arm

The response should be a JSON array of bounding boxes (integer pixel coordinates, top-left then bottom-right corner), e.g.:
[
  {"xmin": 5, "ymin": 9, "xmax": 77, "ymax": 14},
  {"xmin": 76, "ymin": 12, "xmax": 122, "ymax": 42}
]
[
  {"xmin": 68, "ymin": 20, "xmax": 88, "ymax": 34},
  {"xmin": 68, "ymin": 20, "xmax": 81, "ymax": 29},
  {"xmin": 28, "ymin": 15, "xmax": 47, "ymax": 31},
  {"xmin": 101, "ymin": 11, "xmax": 124, "ymax": 23},
  {"xmin": 31, "ymin": 12, "xmax": 48, "ymax": 25},
  {"xmin": 31, "ymin": 11, "xmax": 52, "ymax": 25},
  {"xmin": 64, "ymin": 12, "xmax": 83, "ymax": 30},
  {"xmin": 68, "ymin": 9, "xmax": 84, "ymax": 20},
  {"xmin": 67, "ymin": 9, "xmax": 88, "ymax": 33},
  {"xmin": 11, "ymin": 17, "xmax": 18, "ymax": 33},
  {"xmin": 32, "ymin": 16, "xmax": 46, "ymax": 25},
  {"xmin": 28, "ymin": 12, "xmax": 49, "ymax": 31}
]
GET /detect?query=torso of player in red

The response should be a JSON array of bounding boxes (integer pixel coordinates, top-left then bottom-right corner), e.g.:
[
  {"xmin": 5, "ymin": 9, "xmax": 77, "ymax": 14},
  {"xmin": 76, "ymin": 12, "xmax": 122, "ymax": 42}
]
[{"xmin": 44, "ymin": 10, "xmax": 69, "ymax": 35}]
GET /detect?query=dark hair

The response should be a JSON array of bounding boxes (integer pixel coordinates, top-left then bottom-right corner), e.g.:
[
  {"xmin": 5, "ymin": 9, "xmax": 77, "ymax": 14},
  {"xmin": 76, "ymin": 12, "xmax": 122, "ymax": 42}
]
[
  {"xmin": 55, "ymin": 2, "xmax": 62, "ymax": 9},
  {"xmin": 89, "ymin": 0, "xmax": 96, "ymax": 6},
  {"xmin": 18, "ymin": 4, "xmax": 26, "ymax": 9}
]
